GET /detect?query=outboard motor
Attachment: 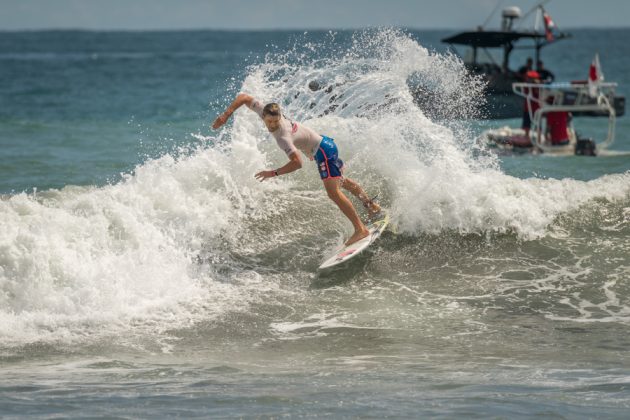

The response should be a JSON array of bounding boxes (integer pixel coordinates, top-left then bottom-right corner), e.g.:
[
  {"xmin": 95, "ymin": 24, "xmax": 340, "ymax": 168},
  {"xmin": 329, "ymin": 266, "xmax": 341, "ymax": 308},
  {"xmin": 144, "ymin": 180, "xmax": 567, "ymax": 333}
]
[{"xmin": 575, "ymin": 138, "xmax": 597, "ymax": 156}]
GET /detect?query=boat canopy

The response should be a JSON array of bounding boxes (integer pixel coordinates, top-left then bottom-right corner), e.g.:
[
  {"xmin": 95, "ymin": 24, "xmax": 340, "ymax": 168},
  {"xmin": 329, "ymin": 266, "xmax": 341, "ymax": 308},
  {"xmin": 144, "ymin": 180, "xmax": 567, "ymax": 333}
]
[
  {"xmin": 442, "ymin": 31, "xmax": 546, "ymax": 48},
  {"xmin": 442, "ymin": 28, "xmax": 569, "ymax": 71}
]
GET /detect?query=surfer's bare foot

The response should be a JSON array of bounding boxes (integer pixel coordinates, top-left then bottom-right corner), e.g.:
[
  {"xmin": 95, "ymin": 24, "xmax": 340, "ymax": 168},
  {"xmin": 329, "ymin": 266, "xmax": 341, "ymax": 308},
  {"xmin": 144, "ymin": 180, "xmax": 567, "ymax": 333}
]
[{"xmin": 345, "ymin": 228, "xmax": 370, "ymax": 246}]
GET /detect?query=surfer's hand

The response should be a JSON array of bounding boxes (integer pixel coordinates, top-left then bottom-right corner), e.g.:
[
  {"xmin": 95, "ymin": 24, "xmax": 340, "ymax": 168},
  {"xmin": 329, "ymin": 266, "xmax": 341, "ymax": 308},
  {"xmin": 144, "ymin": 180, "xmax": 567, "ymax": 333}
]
[
  {"xmin": 255, "ymin": 170, "xmax": 275, "ymax": 182},
  {"xmin": 212, "ymin": 113, "xmax": 229, "ymax": 129}
]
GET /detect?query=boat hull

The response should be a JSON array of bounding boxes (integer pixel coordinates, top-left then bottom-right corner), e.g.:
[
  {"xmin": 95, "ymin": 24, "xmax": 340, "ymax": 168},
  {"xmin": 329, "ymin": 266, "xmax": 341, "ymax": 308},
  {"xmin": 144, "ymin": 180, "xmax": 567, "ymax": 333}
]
[{"xmin": 479, "ymin": 126, "xmax": 577, "ymax": 155}]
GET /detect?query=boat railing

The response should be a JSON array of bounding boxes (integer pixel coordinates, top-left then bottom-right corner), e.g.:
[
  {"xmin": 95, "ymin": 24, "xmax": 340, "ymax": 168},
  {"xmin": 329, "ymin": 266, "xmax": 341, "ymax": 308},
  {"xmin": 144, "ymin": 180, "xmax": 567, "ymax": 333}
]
[
  {"xmin": 513, "ymin": 81, "xmax": 617, "ymax": 107},
  {"xmin": 512, "ymin": 82, "xmax": 616, "ymax": 152}
]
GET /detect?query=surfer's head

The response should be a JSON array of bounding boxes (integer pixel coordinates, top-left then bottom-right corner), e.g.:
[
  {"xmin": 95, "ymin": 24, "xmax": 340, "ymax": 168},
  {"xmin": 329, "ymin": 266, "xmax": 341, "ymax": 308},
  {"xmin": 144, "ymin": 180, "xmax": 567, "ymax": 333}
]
[{"xmin": 262, "ymin": 102, "xmax": 281, "ymax": 132}]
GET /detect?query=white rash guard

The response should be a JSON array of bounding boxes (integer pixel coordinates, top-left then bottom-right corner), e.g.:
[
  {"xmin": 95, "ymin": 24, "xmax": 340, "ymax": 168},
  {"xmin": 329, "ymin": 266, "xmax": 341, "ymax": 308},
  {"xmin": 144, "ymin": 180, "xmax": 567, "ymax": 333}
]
[{"xmin": 247, "ymin": 98, "xmax": 323, "ymax": 157}]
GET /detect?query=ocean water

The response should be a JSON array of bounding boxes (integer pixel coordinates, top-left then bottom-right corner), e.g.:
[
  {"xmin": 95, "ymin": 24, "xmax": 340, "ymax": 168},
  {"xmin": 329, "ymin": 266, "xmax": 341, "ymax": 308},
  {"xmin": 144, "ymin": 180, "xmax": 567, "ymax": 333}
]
[{"xmin": 1, "ymin": 28, "xmax": 630, "ymax": 418}]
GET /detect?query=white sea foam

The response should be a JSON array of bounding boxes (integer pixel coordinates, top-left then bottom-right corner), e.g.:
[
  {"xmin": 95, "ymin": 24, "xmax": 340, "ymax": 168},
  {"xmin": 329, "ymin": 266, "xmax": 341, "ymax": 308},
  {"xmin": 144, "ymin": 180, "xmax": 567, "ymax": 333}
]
[{"xmin": 0, "ymin": 135, "xmax": 292, "ymax": 347}]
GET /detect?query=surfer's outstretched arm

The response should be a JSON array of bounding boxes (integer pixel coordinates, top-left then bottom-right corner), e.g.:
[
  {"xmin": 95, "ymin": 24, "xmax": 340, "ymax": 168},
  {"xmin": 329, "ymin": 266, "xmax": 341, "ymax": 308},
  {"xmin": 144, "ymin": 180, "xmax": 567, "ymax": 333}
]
[{"xmin": 212, "ymin": 93, "xmax": 254, "ymax": 129}]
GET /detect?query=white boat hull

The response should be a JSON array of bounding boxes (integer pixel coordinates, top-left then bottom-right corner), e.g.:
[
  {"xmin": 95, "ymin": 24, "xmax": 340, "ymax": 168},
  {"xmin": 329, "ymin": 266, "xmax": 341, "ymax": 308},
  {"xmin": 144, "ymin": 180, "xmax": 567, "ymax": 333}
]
[{"xmin": 480, "ymin": 126, "xmax": 577, "ymax": 155}]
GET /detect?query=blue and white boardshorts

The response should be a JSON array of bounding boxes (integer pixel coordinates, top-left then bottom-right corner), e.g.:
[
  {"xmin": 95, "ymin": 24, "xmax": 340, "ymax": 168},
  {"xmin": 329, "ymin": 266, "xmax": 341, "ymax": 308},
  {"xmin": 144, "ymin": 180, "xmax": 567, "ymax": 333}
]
[{"xmin": 314, "ymin": 135, "xmax": 344, "ymax": 180}]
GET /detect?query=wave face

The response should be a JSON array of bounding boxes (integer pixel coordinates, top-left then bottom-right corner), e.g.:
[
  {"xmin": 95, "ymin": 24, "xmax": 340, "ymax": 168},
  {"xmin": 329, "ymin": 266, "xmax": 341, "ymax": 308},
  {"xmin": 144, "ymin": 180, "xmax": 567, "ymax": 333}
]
[{"xmin": 1, "ymin": 29, "xmax": 629, "ymax": 349}]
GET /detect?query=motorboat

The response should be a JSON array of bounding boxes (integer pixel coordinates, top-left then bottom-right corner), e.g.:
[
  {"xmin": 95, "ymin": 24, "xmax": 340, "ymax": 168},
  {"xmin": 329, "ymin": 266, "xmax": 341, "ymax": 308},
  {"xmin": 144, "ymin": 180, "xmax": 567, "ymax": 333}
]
[
  {"xmin": 479, "ymin": 81, "xmax": 617, "ymax": 156},
  {"xmin": 436, "ymin": 3, "xmax": 625, "ymax": 119}
]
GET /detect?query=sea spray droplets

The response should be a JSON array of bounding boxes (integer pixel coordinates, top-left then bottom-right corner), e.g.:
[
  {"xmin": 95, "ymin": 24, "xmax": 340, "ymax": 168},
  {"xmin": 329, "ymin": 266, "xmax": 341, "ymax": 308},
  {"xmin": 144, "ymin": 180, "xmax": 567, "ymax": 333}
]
[{"xmin": 240, "ymin": 28, "xmax": 630, "ymax": 239}]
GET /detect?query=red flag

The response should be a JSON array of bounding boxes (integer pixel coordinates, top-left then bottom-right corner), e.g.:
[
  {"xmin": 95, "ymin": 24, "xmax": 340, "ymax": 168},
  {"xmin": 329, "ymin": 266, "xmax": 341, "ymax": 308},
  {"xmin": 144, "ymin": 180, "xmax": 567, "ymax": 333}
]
[{"xmin": 543, "ymin": 12, "xmax": 555, "ymax": 41}]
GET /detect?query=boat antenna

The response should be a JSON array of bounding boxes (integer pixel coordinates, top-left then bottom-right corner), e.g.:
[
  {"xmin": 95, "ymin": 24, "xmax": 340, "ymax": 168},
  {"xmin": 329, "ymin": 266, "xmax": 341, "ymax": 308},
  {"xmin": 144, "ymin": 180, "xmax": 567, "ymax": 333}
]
[{"xmin": 481, "ymin": 0, "xmax": 504, "ymax": 29}]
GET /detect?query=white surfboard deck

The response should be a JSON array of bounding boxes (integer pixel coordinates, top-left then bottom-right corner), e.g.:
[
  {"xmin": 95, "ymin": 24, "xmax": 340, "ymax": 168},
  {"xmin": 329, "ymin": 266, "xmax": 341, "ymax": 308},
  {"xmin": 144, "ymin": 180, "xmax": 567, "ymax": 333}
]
[{"xmin": 318, "ymin": 212, "xmax": 389, "ymax": 270}]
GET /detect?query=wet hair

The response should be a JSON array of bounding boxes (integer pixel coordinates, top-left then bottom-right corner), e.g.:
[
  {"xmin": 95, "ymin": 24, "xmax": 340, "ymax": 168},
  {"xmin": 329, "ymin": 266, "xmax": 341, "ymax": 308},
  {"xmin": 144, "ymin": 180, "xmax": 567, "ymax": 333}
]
[{"xmin": 262, "ymin": 103, "xmax": 281, "ymax": 117}]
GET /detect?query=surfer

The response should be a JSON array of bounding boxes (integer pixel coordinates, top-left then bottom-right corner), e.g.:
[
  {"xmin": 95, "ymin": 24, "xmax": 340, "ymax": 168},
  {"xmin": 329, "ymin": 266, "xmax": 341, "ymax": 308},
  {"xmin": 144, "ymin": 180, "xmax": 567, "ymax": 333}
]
[{"xmin": 212, "ymin": 93, "xmax": 381, "ymax": 245}]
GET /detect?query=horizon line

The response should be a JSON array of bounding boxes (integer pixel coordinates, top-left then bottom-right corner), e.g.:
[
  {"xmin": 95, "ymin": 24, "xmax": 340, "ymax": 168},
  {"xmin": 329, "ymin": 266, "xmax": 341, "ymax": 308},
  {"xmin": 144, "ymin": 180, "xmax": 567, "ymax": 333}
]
[{"xmin": 2, "ymin": 25, "xmax": 630, "ymax": 33}]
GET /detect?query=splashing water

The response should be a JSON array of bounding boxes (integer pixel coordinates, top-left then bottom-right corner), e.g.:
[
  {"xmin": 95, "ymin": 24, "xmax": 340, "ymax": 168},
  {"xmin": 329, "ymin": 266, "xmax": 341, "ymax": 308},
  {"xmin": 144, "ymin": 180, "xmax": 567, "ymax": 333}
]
[{"xmin": 1, "ymin": 29, "xmax": 629, "ymax": 350}]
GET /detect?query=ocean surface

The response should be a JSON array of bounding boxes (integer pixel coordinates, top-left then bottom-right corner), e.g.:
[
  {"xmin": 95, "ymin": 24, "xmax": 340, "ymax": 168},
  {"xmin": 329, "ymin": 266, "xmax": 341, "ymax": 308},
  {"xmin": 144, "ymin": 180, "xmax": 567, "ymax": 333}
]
[{"xmin": 1, "ymin": 28, "xmax": 630, "ymax": 418}]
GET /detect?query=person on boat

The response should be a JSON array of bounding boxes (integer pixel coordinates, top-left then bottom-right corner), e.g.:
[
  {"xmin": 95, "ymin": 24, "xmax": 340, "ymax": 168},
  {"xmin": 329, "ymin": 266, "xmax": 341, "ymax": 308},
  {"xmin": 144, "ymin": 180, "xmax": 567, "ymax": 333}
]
[
  {"xmin": 212, "ymin": 93, "xmax": 381, "ymax": 246},
  {"xmin": 536, "ymin": 60, "xmax": 555, "ymax": 84},
  {"xmin": 521, "ymin": 70, "xmax": 541, "ymax": 141},
  {"xmin": 518, "ymin": 57, "xmax": 534, "ymax": 81}
]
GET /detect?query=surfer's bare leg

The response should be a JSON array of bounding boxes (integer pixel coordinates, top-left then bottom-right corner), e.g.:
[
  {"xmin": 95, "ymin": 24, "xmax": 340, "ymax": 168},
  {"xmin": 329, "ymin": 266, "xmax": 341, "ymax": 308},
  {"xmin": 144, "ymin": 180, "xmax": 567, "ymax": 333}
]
[
  {"xmin": 323, "ymin": 178, "xmax": 369, "ymax": 245},
  {"xmin": 341, "ymin": 177, "xmax": 381, "ymax": 216}
]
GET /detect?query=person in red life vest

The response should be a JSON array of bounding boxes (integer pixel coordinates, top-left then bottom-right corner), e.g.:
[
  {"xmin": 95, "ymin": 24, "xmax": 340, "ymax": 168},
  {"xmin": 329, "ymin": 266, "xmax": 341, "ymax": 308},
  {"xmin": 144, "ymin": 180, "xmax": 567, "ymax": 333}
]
[
  {"xmin": 521, "ymin": 70, "xmax": 541, "ymax": 141},
  {"xmin": 517, "ymin": 57, "xmax": 534, "ymax": 81}
]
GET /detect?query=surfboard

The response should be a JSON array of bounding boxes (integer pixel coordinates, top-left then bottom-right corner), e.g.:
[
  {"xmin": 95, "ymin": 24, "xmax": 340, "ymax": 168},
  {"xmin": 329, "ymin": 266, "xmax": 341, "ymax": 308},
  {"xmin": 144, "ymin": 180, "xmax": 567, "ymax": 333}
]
[{"xmin": 318, "ymin": 212, "xmax": 390, "ymax": 270}]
